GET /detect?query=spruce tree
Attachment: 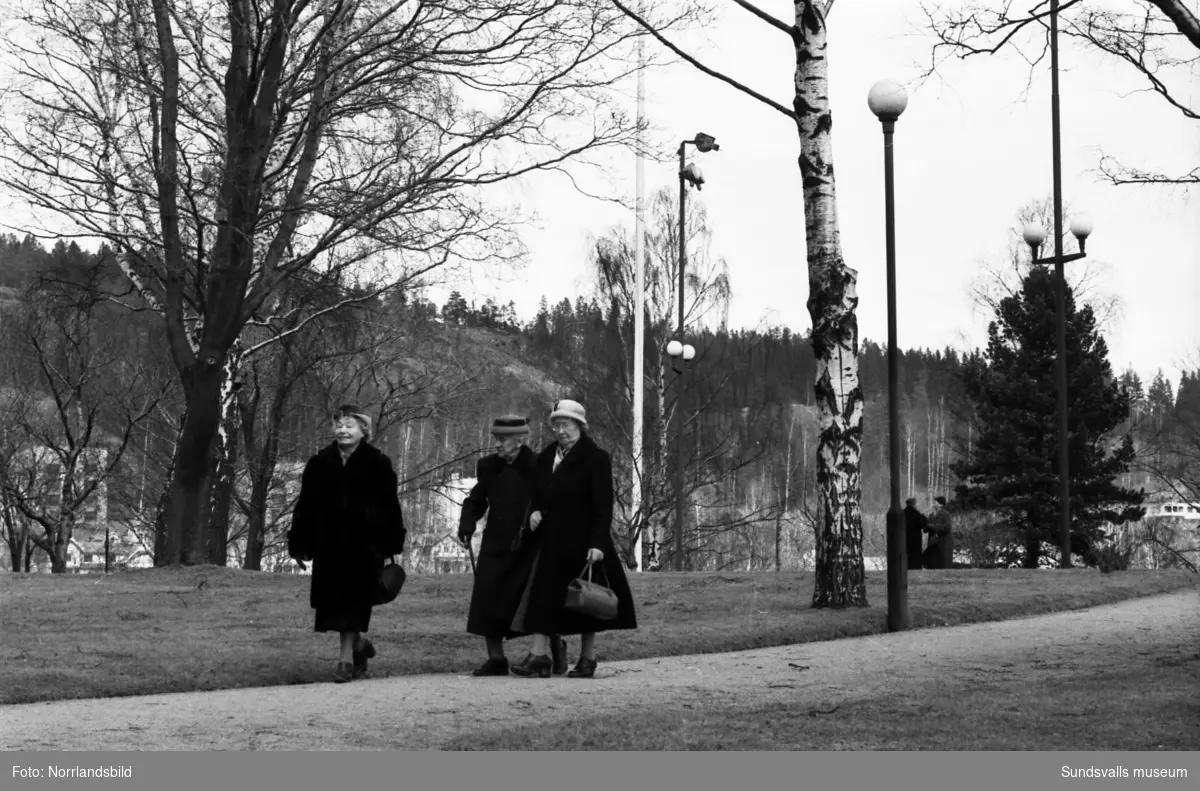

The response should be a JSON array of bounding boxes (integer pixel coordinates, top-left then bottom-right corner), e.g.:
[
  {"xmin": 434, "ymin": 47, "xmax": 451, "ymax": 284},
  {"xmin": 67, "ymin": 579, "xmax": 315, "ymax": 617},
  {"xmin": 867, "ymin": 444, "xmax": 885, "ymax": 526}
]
[{"xmin": 953, "ymin": 266, "xmax": 1145, "ymax": 567}]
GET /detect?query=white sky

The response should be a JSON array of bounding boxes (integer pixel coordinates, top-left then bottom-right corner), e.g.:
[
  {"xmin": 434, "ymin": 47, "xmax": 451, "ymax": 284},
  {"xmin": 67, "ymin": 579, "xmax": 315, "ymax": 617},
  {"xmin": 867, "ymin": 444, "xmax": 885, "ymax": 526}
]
[{"xmin": 452, "ymin": 0, "xmax": 1200, "ymax": 390}]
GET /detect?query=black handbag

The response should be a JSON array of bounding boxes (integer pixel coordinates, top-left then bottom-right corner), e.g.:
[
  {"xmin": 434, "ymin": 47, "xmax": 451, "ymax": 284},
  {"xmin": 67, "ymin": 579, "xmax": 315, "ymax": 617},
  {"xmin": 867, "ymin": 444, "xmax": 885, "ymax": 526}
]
[
  {"xmin": 563, "ymin": 559, "xmax": 619, "ymax": 620},
  {"xmin": 375, "ymin": 556, "xmax": 406, "ymax": 605}
]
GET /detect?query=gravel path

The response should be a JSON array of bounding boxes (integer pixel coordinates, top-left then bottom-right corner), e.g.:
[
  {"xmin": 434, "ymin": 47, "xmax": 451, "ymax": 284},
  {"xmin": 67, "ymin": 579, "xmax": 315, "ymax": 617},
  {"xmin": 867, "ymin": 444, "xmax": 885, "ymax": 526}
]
[{"xmin": 3, "ymin": 589, "xmax": 1196, "ymax": 751}]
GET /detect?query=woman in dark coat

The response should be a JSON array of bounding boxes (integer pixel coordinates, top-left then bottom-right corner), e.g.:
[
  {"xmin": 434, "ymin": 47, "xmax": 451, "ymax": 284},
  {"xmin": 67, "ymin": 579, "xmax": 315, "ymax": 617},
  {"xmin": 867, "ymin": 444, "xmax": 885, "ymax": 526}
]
[
  {"xmin": 458, "ymin": 415, "xmax": 565, "ymax": 676},
  {"xmin": 509, "ymin": 399, "xmax": 637, "ymax": 679},
  {"xmin": 287, "ymin": 405, "xmax": 406, "ymax": 683}
]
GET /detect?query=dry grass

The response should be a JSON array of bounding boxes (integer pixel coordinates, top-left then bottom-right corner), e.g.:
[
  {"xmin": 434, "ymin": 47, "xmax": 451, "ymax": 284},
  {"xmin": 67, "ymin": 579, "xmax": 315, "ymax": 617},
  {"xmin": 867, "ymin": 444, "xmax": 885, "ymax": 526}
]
[{"xmin": 0, "ymin": 565, "xmax": 1191, "ymax": 705}]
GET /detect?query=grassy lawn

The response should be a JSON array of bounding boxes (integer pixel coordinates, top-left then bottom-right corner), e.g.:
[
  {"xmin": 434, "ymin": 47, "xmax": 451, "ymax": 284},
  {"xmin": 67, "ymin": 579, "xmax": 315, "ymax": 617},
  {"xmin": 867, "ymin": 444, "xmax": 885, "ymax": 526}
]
[
  {"xmin": 449, "ymin": 659, "xmax": 1200, "ymax": 750},
  {"xmin": 0, "ymin": 565, "xmax": 1192, "ymax": 705}
]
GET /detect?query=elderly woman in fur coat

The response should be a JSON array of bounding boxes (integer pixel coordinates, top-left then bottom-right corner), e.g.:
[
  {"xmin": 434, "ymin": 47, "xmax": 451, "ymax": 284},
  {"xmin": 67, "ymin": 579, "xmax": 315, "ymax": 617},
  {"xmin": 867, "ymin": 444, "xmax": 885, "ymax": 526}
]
[
  {"xmin": 509, "ymin": 399, "xmax": 637, "ymax": 679},
  {"xmin": 287, "ymin": 405, "xmax": 407, "ymax": 683}
]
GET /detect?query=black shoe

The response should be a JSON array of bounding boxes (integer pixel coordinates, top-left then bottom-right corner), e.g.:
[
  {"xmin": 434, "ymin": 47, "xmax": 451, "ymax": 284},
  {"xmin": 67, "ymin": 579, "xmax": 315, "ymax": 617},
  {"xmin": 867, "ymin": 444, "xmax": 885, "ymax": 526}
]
[
  {"xmin": 334, "ymin": 662, "xmax": 355, "ymax": 683},
  {"xmin": 567, "ymin": 657, "xmax": 597, "ymax": 679},
  {"xmin": 550, "ymin": 636, "xmax": 568, "ymax": 675},
  {"xmin": 352, "ymin": 638, "xmax": 375, "ymax": 679},
  {"xmin": 472, "ymin": 657, "xmax": 510, "ymax": 677},
  {"xmin": 510, "ymin": 653, "xmax": 552, "ymax": 679}
]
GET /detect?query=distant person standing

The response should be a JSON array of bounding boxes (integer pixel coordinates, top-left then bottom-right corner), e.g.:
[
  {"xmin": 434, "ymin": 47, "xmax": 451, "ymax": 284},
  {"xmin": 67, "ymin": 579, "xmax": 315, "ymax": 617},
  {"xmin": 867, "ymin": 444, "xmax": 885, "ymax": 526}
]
[
  {"xmin": 924, "ymin": 495, "xmax": 954, "ymax": 570},
  {"xmin": 904, "ymin": 497, "xmax": 927, "ymax": 570},
  {"xmin": 287, "ymin": 405, "xmax": 406, "ymax": 683},
  {"xmin": 458, "ymin": 415, "xmax": 566, "ymax": 676}
]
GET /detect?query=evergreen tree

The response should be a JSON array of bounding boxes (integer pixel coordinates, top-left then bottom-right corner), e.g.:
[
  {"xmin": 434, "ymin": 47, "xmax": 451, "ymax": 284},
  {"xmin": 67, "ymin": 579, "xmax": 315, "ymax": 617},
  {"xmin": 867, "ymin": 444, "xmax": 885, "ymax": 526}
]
[
  {"xmin": 1147, "ymin": 370, "xmax": 1175, "ymax": 416},
  {"xmin": 532, "ymin": 296, "xmax": 553, "ymax": 351},
  {"xmin": 441, "ymin": 290, "xmax": 469, "ymax": 325},
  {"xmin": 953, "ymin": 266, "xmax": 1144, "ymax": 567}
]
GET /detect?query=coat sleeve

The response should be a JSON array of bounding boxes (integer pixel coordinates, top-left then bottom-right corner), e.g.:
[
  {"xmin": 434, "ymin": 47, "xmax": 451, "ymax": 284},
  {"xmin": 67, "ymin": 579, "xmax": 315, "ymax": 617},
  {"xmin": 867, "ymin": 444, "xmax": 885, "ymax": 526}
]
[
  {"xmin": 588, "ymin": 449, "xmax": 615, "ymax": 551},
  {"xmin": 530, "ymin": 453, "xmax": 546, "ymax": 515},
  {"xmin": 376, "ymin": 455, "xmax": 407, "ymax": 556},
  {"xmin": 458, "ymin": 460, "xmax": 490, "ymax": 536},
  {"xmin": 287, "ymin": 458, "xmax": 319, "ymax": 560}
]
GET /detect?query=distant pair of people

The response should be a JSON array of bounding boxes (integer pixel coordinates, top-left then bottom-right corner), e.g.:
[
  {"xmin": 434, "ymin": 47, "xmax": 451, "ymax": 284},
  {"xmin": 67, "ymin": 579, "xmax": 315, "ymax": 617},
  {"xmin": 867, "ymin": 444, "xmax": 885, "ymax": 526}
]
[
  {"xmin": 457, "ymin": 400, "xmax": 638, "ymax": 679},
  {"xmin": 904, "ymin": 496, "xmax": 953, "ymax": 569}
]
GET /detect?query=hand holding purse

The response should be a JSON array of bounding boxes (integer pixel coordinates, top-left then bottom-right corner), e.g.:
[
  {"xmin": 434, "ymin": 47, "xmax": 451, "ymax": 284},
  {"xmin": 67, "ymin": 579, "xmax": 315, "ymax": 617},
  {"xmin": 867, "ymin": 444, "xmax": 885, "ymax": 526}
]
[
  {"xmin": 375, "ymin": 554, "xmax": 406, "ymax": 605},
  {"xmin": 563, "ymin": 558, "xmax": 619, "ymax": 620}
]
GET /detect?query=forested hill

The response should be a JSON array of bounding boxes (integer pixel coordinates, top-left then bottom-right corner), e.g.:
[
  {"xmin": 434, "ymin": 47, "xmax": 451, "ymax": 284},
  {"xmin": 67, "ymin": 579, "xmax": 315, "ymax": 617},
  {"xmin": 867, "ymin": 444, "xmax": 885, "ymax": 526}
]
[{"xmin": 3, "ymin": 234, "xmax": 1186, "ymax": 573}]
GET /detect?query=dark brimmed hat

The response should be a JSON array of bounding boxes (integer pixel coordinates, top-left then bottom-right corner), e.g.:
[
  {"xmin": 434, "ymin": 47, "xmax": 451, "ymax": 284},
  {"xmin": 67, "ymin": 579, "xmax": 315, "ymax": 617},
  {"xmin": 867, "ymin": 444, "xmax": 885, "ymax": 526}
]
[
  {"xmin": 934, "ymin": 496, "xmax": 947, "ymax": 506},
  {"xmin": 490, "ymin": 415, "xmax": 530, "ymax": 436}
]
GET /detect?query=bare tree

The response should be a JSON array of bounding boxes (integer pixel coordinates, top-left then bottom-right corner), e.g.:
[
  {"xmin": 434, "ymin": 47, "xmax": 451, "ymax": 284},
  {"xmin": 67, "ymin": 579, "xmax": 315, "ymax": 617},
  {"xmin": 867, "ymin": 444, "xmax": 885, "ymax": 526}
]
[
  {"xmin": 0, "ymin": 0, "xmax": 690, "ymax": 565},
  {"xmin": 585, "ymin": 185, "xmax": 735, "ymax": 567},
  {"xmin": 613, "ymin": 0, "xmax": 869, "ymax": 606},
  {"xmin": 925, "ymin": 0, "xmax": 1200, "ymax": 186},
  {"xmin": 0, "ymin": 277, "xmax": 168, "ymax": 572}
]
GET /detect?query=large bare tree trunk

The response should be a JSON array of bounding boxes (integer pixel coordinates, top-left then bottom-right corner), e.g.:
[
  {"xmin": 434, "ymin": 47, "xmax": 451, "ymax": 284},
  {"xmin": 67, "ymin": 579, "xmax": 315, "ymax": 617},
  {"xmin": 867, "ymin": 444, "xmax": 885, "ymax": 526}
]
[{"xmin": 795, "ymin": 1, "xmax": 867, "ymax": 607}]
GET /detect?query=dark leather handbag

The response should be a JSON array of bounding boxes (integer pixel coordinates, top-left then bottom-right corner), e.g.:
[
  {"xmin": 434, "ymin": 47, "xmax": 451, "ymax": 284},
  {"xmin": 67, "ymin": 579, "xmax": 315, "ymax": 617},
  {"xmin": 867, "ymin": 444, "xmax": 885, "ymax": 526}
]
[
  {"xmin": 375, "ymin": 556, "xmax": 406, "ymax": 605},
  {"xmin": 563, "ymin": 559, "xmax": 619, "ymax": 620}
]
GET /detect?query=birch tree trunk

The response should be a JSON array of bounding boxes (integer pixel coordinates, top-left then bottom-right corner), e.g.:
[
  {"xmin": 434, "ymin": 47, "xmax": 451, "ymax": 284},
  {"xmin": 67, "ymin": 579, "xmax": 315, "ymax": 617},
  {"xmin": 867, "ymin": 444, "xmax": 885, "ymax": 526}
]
[
  {"xmin": 794, "ymin": 1, "xmax": 867, "ymax": 607},
  {"xmin": 204, "ymin": 348, "xmax": 245, "ymax": 566}
]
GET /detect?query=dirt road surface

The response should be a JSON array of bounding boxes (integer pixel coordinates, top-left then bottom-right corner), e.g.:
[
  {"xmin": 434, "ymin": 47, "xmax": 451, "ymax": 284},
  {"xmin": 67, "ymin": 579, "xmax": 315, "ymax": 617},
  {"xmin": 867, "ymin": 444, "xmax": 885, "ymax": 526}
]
[{"xmin": 3, "ymin": 589, "xmax": 1196, "ymax": 750}]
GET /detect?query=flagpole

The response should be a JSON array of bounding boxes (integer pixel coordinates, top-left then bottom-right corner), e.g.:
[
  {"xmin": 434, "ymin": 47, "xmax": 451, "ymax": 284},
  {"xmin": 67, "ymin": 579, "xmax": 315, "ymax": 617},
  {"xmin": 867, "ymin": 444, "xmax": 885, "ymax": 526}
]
[{"xmin": 631, "ymin": 18, "xmax": 646, "ymax": 572}]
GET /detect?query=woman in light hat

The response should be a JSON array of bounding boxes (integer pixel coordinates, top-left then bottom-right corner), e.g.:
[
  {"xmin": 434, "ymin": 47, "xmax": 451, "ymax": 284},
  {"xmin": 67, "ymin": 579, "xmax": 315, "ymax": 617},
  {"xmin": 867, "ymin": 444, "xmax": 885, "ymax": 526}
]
[
  {"xmin": 509, "ymin": 399, "xmax": 637, "ymax": 679},
  {"xmin": 287, "ymin": 405, "xmax": 407, "ymax": 683}
]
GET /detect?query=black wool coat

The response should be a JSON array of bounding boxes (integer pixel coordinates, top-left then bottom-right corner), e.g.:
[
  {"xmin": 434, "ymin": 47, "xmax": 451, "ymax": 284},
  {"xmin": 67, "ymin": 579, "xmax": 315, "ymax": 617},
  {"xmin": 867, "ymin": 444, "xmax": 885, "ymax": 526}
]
[
  {"xmin": 520, "ymin": 433, "xmax": 637, "ymax": 636},
  {"xmin": 904, "ymin": 505, "xmax": 927, "ymax": 569},
  {"xmin": 287, "ymin": 442, "xmax": 407, "ymax": 614},
  {"xmin": 458, "ymin": 445, "xmax": 539, "ymax": 638}
]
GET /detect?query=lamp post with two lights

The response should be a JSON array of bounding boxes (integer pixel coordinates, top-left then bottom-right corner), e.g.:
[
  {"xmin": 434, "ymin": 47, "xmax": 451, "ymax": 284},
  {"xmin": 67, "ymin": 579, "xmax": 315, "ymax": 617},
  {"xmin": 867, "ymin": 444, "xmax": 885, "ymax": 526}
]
[
  {"xmin": 671, "ymin": 133, "xmax": 718, "ymax": 572},
  {"xmin": 1020, "ymin": 213, "xmax": 1094, "ymax": 567}
]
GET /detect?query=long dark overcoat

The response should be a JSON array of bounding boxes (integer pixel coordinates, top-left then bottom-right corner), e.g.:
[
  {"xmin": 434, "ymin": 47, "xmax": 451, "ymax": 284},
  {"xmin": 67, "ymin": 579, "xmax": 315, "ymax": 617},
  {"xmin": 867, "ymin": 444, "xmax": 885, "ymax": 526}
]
[
  {"xmin": 459, "ymin": 445, "xmax": 539, "ymax": 638},
  {"xmin": 287, "ymin": 442, "xmax": 407, "ymax": 617},
  {"xmin": 904, "ymin": 505, "xmax": 927, "ymax": 570},
  {"xmin": 518, "ymin": 433, "xmax": 637, "ymax": 636}
]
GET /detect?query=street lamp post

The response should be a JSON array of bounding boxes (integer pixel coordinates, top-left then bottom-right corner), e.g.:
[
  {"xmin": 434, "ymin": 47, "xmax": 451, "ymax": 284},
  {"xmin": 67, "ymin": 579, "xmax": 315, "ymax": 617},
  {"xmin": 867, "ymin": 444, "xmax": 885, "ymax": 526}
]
[
  {"xmin": 670, "ymin": 132, "xmax": 718, "ymax": 573},
  {"xmin": 868, "ymin": 78, "xmax": 910, "ymax": 633},
  {"xmin": 1031, "ymin": 0, "xmax": 1096, "ymax": 568},
  {"xmin": 1021, "ymin": 216, "xmax": 1094, "ymax": 564}
]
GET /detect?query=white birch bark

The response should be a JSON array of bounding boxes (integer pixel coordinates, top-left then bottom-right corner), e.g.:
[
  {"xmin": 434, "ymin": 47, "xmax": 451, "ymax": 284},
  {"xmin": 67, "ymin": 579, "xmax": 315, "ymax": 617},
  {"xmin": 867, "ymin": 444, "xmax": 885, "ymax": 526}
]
[{"xmin": 794, "ymin": 0, "xmax": 867, "ymax": 606}]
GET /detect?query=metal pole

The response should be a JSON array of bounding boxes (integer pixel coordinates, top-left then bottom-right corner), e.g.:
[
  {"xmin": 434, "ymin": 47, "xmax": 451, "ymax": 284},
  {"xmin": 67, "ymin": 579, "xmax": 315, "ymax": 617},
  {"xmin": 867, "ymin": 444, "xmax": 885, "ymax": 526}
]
[
  {"xmin": 882, "ymin": 118, "xmax": 909, "ymax": 632},
  {"xmin": 105, "ymin": 526, "xmax": 110, "ymax": 574},
  {"xmin": 631, "ymin": 28, "xmax": 646, "ymax": 573},
  {"xmin": 1050, "ymin": 0, "xmax": 1072, "ymax": 568},
  {"xmin": 674, "ymin": 141, "xmax": 687, "ymax": 573}
]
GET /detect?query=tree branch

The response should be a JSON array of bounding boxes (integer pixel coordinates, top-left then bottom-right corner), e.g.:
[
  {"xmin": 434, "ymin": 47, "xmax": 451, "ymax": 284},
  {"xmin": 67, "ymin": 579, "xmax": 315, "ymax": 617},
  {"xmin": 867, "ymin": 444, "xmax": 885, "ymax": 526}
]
[
  {"xmin": 729, "ymin": 0, "xmax": 798, "ymax": 39},
  {"xmin": 1146, "ymin": 0, "xmax": 1200, "ymax": 50},
  {"xmin": 610, "ymin": 0, "xmax": 796, "ymax": 120}
]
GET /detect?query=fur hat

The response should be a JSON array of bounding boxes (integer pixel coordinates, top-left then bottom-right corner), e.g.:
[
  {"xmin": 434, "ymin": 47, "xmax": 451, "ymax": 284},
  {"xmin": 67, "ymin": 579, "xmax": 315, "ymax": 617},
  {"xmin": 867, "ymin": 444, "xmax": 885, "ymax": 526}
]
[
  {"xmin": 333, "ymin": 404, "xmax": 373, "ymax": 441},
  {"xmin": 548, "ymin": 398, "xmax": 588, "ymax": 429},
  {"xmin": 491, "ymin": 414, "xmax": 530, "ymax": 436}
]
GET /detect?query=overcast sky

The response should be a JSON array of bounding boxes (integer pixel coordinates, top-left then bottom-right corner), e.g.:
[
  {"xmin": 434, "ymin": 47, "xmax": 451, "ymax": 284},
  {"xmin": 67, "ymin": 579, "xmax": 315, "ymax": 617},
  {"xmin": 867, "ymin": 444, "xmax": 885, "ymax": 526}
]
[{"xmin": 448, "ymin": 0, "xmax": 1200, "ymax": 390}]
